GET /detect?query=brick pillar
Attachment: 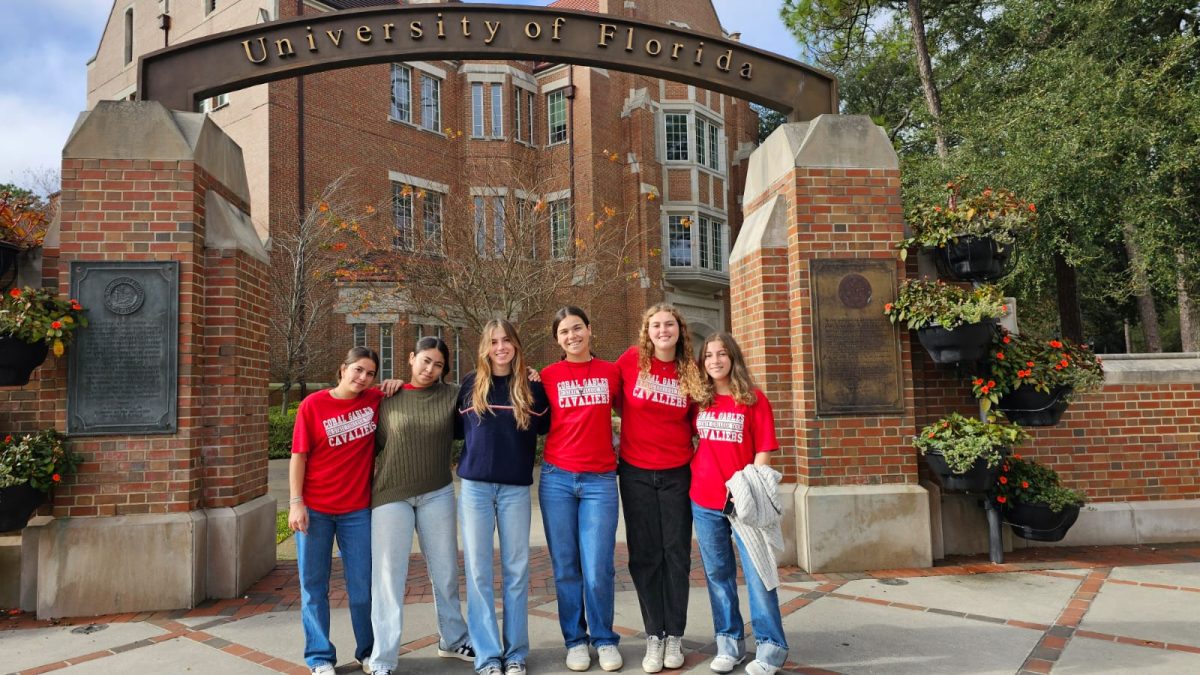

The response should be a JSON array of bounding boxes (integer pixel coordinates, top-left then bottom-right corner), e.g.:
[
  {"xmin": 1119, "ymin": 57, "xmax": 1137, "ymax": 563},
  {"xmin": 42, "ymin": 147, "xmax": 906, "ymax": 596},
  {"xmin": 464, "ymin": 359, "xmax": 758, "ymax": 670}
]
[
  {"xmin": 734, "ymin": 115, "xmax": 931, "ymax": 572},
  {"xmin": 19, "ymin": 101, "xmax": 275, "ymax": 617}
]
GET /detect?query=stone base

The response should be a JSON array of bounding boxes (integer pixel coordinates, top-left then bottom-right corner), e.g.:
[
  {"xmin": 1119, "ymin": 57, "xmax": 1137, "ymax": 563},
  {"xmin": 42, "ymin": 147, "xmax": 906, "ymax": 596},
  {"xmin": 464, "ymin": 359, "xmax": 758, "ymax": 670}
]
[
  {"xmin": 794, "ymin": 484, "xmax": 933, "ymax": 573},
  {"xmin": 22, "ymin": 497, "xmax": 275, "ymax": 618},
  {"xmin": 924, "ymin": 481, "xmax": 1013, "ymax": 557},
  {"xmin": 0, "ymin": 533, "xmax": 19, "ymax": 608}
]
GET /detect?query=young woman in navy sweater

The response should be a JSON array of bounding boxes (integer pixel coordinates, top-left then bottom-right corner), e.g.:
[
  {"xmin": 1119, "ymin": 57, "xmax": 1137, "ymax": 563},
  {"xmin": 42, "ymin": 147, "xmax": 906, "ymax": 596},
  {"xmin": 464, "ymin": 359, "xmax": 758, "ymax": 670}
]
[{"xmin": 456, "ymin": 319, "xmax": 550, "ymax": 675}]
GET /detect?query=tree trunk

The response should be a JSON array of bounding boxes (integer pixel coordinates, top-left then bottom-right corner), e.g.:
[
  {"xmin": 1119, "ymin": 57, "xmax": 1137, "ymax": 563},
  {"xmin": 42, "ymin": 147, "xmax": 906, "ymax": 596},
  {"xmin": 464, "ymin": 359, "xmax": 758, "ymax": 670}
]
[
  {"xmin": 1054, "ymin": 252, "xmax": 1084, "ymax": 343},
  {"xmin": 1179, "ymin": 251, "xmax": 1197, "ymax": 352},
  {"xmin": 907, "ymin": 0, "xmax": 949, "ymax": 159},
  {"xmin": 1123, "ymin": 223, "xmax": 1162, "ymax": 352}
]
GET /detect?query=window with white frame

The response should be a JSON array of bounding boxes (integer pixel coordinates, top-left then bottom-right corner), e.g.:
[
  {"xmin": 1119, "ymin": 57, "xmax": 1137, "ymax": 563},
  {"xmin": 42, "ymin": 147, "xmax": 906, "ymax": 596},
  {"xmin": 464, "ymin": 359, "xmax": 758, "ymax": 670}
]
[
  {"xmin": 393, "ymin": 183, "xmax": 414, "ymax": 250},
  {"xmin": 471, "ymin": 83, "xmax": 486, "ymax": 137},
  {"xmin": 550, "ymin": 199, "xmax": 570, "ymax": 259},
  {"xmin": 513, "ymin": 88, "xmax": 536, "ymax": 144},
  {"xmin": 667, "ymin": 213, "xmax": 726, "ymax": 271},
  {"xmin": 547, "ymin": 90, "xmax": 567, "ymax": 145},
  {"xmin": 423, "ymin": 191, "xmax": 443, "ymax": 252},
  {"xmin": 490, "ymin": 84, "xmax": 504, "ymax": 139},
  {"xmin": 695, "ymin": 115, "xmax": 722, "ymax": 171},
  {"xmin": 352, "ymin": 323, "xmax": 366, "ymax": 347},
  {"xmin": 380, "ymin": 325, "xmax": 394, "ymax": 379},
  {"xmin": 697, "ymin": 216, "xmax": 725, "ymax": 270},
  {"xmin": 390, "ymin": 64, "xmax": 411, "ymax": 124},
  {"xmin": 198, "ymin": 93, "xmax": 229, "ymax": 113},
  {"xmin": 471, "ymin": 83, "xmax": 505, "ymax": 139},
  {"xmin": 474, "ymin": 196, "xmax": 506, "ymax": 256},
  {"xmin": 517, "ymin": 198, "xmax": 537, "ymax": 258},
  {"xmin": 420, "ymin": 73, "xmax": 441, "ymax": 132},
  {"xmin": 664, "ymin": 113, "xmax": 689, "ymax": 161},
  {"xmin": 492, "ymin": 197, "xmax": 506, "ymax": 253},
  {"xmin": 526, "ymin": 90, "xmax": 536, "ymax": 143},
  {"xmin": 667, "ymin": 215, "xmax": 692, "ymax": 267}
]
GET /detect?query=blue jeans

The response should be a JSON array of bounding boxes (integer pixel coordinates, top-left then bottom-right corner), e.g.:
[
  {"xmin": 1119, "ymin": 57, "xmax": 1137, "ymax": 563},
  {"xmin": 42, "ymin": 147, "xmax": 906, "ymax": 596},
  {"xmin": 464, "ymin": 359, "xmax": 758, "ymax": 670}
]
[
  {"xmin": 369, "ymin": 484, "xmax": 469, "ymax": 670},
  {"xmin": 460, "ymin": 479, "xmax": 532, "ymax": 670},
  {"xmin": 691, "ymin": 502, "xmax": 788, "ymax": 668},
  {"xmin": 538, "ymin": 462, "xmax": 620, "ymax": 648},
  {"xmin": 296, "ymin": 507, "xmax": 373, "ymax": 669}
]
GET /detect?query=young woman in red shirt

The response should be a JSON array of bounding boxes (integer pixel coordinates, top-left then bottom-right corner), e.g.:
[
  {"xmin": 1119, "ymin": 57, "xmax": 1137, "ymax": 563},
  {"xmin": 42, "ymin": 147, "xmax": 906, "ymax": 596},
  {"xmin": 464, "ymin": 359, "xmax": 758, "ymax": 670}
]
[
  {"xmin": 539, "ymin": 306, "xmax": 624, "ymax": 673},
  {"xmin": 614, "ymin": 303, "xmax": 704, "ymax": 673},
  {"xmin": 691, "ymin": 333, "xmax": 789, "ymax": 675}
]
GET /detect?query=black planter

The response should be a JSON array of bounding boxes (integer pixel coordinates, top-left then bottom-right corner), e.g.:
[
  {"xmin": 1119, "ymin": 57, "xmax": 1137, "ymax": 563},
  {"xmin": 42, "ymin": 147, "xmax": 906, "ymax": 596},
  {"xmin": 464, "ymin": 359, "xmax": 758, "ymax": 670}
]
[
  {"xmin": 935, "ymin": 235, "xmax": 1013, "ymax": 282},
  {"xmin": 997, "ymin": 386, "xmax": 1072, "ymax": 426},
  {"xmin": 0, "ymin": 483, "xmax": 48, "ymax": 532},
  {"xmin": 916, "ymin": 321, "xmax": 996, "ymax": 365},
  {"xmin": 0, "ymin": 335, "xmax": 50, "ymax": 386},
  {"xmin": 924, "ymin": 451, "xmax": 1003, "ymax": 493},
  {"xmin": 1005, "ymin": 500, "xmax": 1081, "ymax": 542}
]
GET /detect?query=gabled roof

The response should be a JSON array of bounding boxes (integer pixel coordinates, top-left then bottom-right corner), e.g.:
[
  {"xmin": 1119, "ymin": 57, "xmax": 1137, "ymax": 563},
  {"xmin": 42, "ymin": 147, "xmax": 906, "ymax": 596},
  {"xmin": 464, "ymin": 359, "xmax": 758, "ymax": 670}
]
[{"xmin": 548, "ymin": 0, "xmax": 601, "ymax": 12}]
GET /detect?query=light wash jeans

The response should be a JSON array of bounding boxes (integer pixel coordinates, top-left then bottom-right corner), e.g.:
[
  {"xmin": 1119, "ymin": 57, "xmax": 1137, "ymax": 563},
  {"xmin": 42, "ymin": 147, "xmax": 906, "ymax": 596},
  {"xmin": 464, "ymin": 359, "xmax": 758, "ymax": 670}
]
[
  {"xmin": 459, "ymin": 479, "xmax": 532, "ymax": 670},
  {"xmin": 691, "ymin": 502, "xmax": 788, "ymax": 669},
  {"xmin": 296, "ymin": 507, "xmax": 373, "ymax": 669},
  {"xmin": 538, "ymin": 462, "xmax": 620, "ymax": 649},
  {"xmin": 369, "ymin": 483, "xmax": 469, "ymax": 670}
]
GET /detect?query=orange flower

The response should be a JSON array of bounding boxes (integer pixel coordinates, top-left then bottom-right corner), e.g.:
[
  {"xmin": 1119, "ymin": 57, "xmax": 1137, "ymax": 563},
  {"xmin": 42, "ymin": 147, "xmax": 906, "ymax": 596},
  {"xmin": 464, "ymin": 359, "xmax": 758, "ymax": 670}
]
[
  {"xmin": 1049, "ymin": 340, "xmax": 1063, "ymax": 349},
  {"xmin": 973, "ymin": 378, "xmax": 984, "ymax": 386},
  {"xmin": 927, "ymin": 431, "xmax": 935, "ymax": 438},
  {"xmin": 996, "ymin": 496, "xmax": 1007, "ymax": 504},
  {"xmin": 1002, "ymin": 335, "xmax": 1011, "ymax": 344},
  {"xmin": 52, "ymin": 473, "xmax": 61, "ymax": 482},
  {"xmin": 987, "ymin": 380, "xmax": 996, "ymax": 388},
  {"xmin": 1021, "ymin": 481, "xmax": 1029, "ymax": 489},
  {"xmin": 1013, "ymin": 453, "xmax": 1023, "ymax": 460},
  {"xmin": 51, "ymin": 320, "xmax": 62, "ymax": 329},
  {"xmin": 996, "ymin": 351, "xmax": 1005, "ymax": 360},
  {"xmin": 8, "ymin": 288, "xmax": 19, "ymax": 298},
  {"xmin": 999, "ymin": 476, "xmax": 1008, "ymax": 484},
  {"xmin": 3, "ymin": 435, "xmax": 10, "ymax": 443},
  {"xmin": 1029, "ymin": 203, "xmax": 1037, "ymax": 213},
  {"xmin": 884, "ymin": 303, "xmax": 893, "ymax": 312},
  {"xmin": 1026, "ymin": 361, "xmax": 1035, "ymax": 367}
]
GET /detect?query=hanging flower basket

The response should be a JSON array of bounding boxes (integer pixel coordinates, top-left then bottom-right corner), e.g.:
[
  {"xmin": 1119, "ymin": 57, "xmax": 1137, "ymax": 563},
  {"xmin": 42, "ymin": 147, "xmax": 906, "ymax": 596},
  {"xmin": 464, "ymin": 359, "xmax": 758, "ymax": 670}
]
[
  {"xmin": 917, "ymin": 321, "xmax": 997, "ymax": 365},
  {"xmin": 1005, "ymin": 501, "xmax": 1081, "ymax": 542},
  {"xmin": 925, "ymin": 451, "xmax": 1006, "ymax": 492},
  {"xmin": 0, "ymin": 483, "xmax": 48, "ymax": 532},
  {"xmin": 0, "ymin": 334, "xmax": 50, "ymax": 386},
  {"xmin": 935, "ymin": 235, "xmax": 1013, "ymax": 282},
  {"xmin": 996, "ymin": 385, "xmax": 1072, "ymax": 426}
]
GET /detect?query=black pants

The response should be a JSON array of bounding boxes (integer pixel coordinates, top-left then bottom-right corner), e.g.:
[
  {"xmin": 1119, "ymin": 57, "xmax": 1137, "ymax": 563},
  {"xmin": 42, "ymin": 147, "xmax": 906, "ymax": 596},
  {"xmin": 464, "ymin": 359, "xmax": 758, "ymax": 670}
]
[{"xmin": 618, "ymin": 460, "xmax": 693, "ymax": 637}]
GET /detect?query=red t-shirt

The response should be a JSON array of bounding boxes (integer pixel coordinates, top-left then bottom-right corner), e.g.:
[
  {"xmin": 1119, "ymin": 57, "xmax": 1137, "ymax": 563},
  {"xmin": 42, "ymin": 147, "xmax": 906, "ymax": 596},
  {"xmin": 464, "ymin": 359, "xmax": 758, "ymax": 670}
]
[
  {"xmin": 690, "ymin": 390, "xmax": 778, "ymax": 510},
  {"xmin": 616, "ymin": 346, "xmax": 695, "ymax": 469},
  {"xmin": 292, "ymin": 387, "xmax": 384, "ymax": 514},
  {"xmin": 541, "ymin": 358, "xmax": 621, "ymax": 473}
]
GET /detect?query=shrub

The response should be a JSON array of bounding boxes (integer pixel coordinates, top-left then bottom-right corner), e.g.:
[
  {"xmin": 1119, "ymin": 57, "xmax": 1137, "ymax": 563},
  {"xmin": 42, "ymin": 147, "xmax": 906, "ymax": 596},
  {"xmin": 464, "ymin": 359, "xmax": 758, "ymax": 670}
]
[{"xmin": 268, "ymin": 403, "xmax": 299, "ymax": 459}]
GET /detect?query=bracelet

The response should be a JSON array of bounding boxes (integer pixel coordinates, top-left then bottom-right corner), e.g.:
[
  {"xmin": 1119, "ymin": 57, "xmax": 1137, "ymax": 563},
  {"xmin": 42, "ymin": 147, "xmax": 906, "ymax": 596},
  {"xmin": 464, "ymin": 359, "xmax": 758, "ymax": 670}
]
[{"xmin": 289, "ymin": 496, "xmax": 304, "ymax": 505}]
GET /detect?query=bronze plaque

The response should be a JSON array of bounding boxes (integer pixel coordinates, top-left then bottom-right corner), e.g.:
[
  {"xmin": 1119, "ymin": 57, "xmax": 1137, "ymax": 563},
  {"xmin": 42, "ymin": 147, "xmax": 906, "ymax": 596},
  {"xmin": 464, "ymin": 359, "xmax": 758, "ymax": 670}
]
[{"xmin": 811, "ymin": 259, "xmax": 903, "ymax": 416}]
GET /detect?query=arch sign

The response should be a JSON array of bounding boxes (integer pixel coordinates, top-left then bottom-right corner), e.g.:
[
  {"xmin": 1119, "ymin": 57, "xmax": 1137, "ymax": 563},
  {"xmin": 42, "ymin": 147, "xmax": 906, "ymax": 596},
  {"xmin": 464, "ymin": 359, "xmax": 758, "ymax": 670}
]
[{"xmin": 138, "ymin": 3, "xmax": 836, "ymax": 120}]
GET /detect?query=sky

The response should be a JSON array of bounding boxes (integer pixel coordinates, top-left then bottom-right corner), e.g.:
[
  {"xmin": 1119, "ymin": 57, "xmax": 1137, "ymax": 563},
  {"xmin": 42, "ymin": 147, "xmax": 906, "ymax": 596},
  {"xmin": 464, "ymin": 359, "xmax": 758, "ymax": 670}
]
[{"xmin": 0, "ymin": 0, "xmax": 802, "ymax": 192}]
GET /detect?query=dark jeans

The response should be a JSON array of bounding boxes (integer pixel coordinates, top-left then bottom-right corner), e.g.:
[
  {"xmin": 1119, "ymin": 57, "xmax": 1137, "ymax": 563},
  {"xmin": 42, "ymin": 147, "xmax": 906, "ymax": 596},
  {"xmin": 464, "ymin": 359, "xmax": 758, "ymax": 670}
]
[{"xmin": 618, "ymin": 460, "xmax": 693, "ymax": 637}]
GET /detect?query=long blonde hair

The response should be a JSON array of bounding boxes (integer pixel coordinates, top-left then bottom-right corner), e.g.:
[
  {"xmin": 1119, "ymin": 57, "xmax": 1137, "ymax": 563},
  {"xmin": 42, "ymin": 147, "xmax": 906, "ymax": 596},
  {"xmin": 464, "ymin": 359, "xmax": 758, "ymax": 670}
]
[
  {"xmin": 471, "ymin": 319, "xmax": 535, "ymax": 430},
  {"xmin": 637, "ymin": 303, "xmax": 704, "ymax": 401},
  {"xmin": 697, "ymin": 332, "xmax": 758, "ymax": 408}
]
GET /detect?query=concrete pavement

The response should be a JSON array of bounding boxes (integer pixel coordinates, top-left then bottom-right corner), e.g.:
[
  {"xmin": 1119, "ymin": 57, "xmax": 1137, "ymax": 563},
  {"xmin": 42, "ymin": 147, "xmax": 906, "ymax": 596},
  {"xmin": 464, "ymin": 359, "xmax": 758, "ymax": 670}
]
[{"xmin": 3, "ymin": 461, "xmax": 1199, "ymax": 674}]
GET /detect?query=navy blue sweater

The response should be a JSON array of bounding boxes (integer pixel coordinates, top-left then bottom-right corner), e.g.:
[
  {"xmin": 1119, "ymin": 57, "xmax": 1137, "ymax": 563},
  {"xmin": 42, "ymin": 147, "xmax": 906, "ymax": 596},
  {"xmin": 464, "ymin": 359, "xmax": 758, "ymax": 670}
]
[{"xmin": 456, "ymin": 372, "xmax": 550, "ymax": 486}]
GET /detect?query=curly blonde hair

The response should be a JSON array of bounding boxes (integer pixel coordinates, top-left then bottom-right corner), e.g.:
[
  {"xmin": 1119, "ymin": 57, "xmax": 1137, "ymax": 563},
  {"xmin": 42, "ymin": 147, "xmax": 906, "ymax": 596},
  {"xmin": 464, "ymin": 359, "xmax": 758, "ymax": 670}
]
[
  {"xmin": 696, "ymin": 332, "xmax": 758, "ymax": 409},
  {"xmin": 470, "ymin": 319, "xmax": 535, "ymax": 430},
  {"xmin": 636, "ymin": 303, "xmax": 704, "ymax": 402}
]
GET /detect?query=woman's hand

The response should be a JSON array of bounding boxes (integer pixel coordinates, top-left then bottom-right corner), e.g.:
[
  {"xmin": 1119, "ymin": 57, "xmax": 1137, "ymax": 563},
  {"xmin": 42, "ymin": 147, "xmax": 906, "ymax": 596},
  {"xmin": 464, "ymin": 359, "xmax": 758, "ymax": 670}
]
[
  {"xmin": 379, "ymin": 378, "xmax": 404, "ymax": 396},
  {"xmin": 289, "ymin": 501, "xmax": 309, "ymax": 533},
  {"xmin": 526, "ymin": 367, "xmax": 542, "ymax": 383}
]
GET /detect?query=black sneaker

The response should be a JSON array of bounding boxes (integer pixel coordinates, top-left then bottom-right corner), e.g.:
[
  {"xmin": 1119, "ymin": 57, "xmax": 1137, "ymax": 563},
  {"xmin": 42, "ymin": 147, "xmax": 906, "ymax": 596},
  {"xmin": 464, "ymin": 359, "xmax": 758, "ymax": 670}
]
[{"xmin": 439, "ymin": 643, "xmax": 476, "ymax": 662}]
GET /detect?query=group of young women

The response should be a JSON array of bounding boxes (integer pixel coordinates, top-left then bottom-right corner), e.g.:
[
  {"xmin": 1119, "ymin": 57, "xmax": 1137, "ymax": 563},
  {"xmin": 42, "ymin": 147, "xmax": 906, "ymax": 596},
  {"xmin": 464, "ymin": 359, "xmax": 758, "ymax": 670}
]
[{"xmin": 289, "ymin": 304, "xmax": 789, "ymax": 675}]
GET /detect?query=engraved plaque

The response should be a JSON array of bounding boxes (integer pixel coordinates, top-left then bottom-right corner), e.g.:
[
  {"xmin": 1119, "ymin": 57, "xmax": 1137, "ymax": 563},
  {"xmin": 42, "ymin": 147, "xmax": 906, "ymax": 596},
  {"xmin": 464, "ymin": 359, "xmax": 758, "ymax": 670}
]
[
  {"xmin": 811, "ymin": 259, "xmax": 903, "ymax": 416},
  {"xmin": 68, "ymin": 262, "xmax": 179, "ymax": 435}
]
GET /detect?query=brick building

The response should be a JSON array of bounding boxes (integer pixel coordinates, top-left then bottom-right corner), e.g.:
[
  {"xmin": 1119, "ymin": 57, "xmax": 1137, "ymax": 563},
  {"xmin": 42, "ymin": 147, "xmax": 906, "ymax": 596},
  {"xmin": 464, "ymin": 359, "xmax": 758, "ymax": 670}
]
[{"xmin": 86, "ymin": 0, "xmax": 760, "ymax": 384}]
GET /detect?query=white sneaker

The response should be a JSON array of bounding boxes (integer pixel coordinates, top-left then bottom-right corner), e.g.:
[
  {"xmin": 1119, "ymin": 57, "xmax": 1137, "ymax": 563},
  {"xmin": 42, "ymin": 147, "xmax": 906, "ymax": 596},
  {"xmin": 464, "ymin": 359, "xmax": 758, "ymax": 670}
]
[
  {"xmin": 709, "ymin": 654, "xmax": 744, "ymax": 674},
  {"xmin": 663, "ymin": 636, "xmax": 684, "ymax": 669},
  {"xmin": 642, "ymin": 636, "xmax": 665, "ymax": 673},
  {"xmin": 311, "ymin": 665, "xmax": 335, "ymax": 675},
  {"xmin": 598, "ymin": 645, "xmax": 623, "ymax": 672},
  {"xmin": 566, "ymin": 644, "xmax": 592, "ymax": 671},
  {"xmin": 744, "ymin": 660, "xmax": 778, "ymax": 675},
  {"xmin": 359, "ymin": 659, "xmax": 372, "ymax": 674}
]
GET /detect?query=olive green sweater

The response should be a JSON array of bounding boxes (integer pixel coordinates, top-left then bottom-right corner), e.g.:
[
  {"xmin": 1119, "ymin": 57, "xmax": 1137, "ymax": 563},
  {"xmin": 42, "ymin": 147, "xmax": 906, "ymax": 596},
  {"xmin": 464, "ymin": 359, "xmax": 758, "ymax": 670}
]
[{"xmin": 371, "ymin": 382, "xmax": 460, "ymax": 508}]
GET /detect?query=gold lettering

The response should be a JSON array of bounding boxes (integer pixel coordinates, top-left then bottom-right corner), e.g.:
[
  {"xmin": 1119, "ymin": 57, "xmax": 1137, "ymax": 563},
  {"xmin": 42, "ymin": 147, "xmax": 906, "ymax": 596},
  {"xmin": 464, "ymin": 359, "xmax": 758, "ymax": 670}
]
[
  {"xmin": 326, "ymin": 29, "xmax": 343, "ymax": 47},
  {"xmin": 383, "ymin": 23, "xmax": 395, "ymax": 41},
  {"xmin": 409, "ymin": 21, "xmax": 422, "ymax": 39},
  {"xmin": 716, "ymin": 49, "xmax": 732, "ymax": 72},
  {"xmin": 461, "ymin": 16, "xmax": 471, "ymax": 37},
  {"xmin": 671, "ymin": 42, "xmax": 684, "ymax": 60},
  {"xmin": 526, "ymin": 21, "xmax": 542, "ymax": 39},
  {"xmin": 645, "ymin": 39, "xmax": 661, "ymax": 56},
  {"xmin": 356, "ymin": 25, "xmax": 372, "ymax": 43},
  {"xmin": 597, "ymin": 23, "xmax": 615, "ymax": 47},
  {"xmin": 694, "ymin": 42, "xmax": 704, "ymax": 65},
  {"xmin": 484, "ymin": 20, "xmax": 500, "ymax": 45},
  {"xmin": 625, "ymin": 27, "xmax": 634, "ymax": 52},
  {"xmin": 242, "ymin": 37, "xmax": 268, "ymax": 63},
  {"xmin": 275, "ymin": 37, "xmax": 295, "ymax": 57},
  {"xmin": 437, "ymin": 13, "xmax": 445, "ymax": 38},
  {"xmin": 740, "ymin": 62, "xmax": 753, "ymax": 79},
  {"xmin": 305, "ymin": 27, "xmax": 316, "ymax": 51},
  {"xmin": 552, "ymin": 17, "xmax": 566, "ymax": 41}
]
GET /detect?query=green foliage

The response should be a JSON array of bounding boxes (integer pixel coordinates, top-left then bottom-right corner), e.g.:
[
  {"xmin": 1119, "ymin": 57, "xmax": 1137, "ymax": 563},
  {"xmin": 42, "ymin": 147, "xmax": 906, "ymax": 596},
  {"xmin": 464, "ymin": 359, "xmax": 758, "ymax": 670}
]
[
  {"xmin": 753, "ymin": 104, "xmax": 788, "ymax": 144},
  {"xmin": 970, "ymin": 329, "xmax": 1105, "ymax": 408},
  {"xmin": 899, "ymin": 182, "xmax": 1037, "ymax": 253},
  {"xmin": 913, "ymin": 412, "xmax": 1029, "ymax": 474},
  {"xmin": 0, "ymin": 430, "xmax": 82, "ymax": 491},
  {"xmin": 268, "ymin": 403, "xmax": 299, "ymax": 459},
  {"xmin": 993, "ymin": 454, "xmax": 1086, "ymax": 512},
  {"xmin": 0, "ymin": 287, "xmax": 88, "ymax": 356},
  {"xmin": 0, "ymin": 190, "xmax": 50, "ymax": 249},
  {"xmin": 275, "ymin": 510, "xmax": 292, "ymax": 544},
  {"xmin": 883, "ymin": 278, "xmax": 1008, "ymax": 330}
]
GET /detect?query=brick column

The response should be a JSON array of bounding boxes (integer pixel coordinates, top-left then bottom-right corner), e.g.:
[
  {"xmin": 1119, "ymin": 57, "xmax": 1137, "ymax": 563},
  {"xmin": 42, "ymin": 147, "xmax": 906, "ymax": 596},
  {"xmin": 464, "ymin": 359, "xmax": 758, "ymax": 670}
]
[
  {"xmin": 18, "ymin": 101, "xmax": 275, "ymax": 617},
  {"xmin": 734, "ymin": 115, "xmax": 931, "ymax": 571}
]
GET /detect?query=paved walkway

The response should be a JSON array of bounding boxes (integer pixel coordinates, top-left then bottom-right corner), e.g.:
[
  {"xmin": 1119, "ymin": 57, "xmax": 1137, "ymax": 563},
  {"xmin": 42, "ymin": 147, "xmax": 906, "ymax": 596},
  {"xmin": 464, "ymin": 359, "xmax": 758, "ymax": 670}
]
[{"xmin": 4, "ymin": 541, "xmax": 1200, "ymax": 675}]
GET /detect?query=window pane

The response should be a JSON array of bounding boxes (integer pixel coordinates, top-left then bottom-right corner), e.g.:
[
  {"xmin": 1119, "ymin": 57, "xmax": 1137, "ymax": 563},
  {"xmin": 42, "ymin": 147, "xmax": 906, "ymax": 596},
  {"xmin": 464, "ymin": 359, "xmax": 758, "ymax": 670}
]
[
  {"xmin": 668, "ymin": 215, "xmax": 692, "ymax": 267},
  {"xmin": 550, "ymin": 200, "xmax": 570, "ymax": 259},
  {"xmin": 423, "ymin": 192, "xmax": 443, "ymax": 251},
  {"xmin": 353, "ymin": 324, "xmax": 366, "ymax": 347},
  {"xmin": 527, "ymin": 92, "xmax": 536, "ymax": 144},
  {"xmin": 380, "ymin": 325, "xmax": 393, "ymax": 379},
  {"xmin": 392, "ymin": 183, "xmax": 413, "ymax": 250},
  {"xmin": 695, "ymin": 117, "xmax": 707, "ymax": 166},
  {"xmin": 421, "ymin": 75, "xmax": 440, "ymax": 131},
  {"xmin": 708, "ymin": 122, "xmax": 720, "ymax": 170},
  {"xmin": 711, "ymin": 219, "xmax": 724, "ymax": 271},
  {"xmin": 490, "ymin": 84, "xmax": 503, "ymax": 138},
  {"xmin": 665, "ymin": 113, "xmax": 688, "ymax": 161},
  {"xmin": 548, "ymin": 91, "xmax": 567, "ymax": 144},
  {"xmin": 514, "ymin": 86, "xmax": 524, "ymax": 142},
  {"xmin": 698, "ymin": 216, "xmax": 710, "ymax": 269},
  {"xmin": 471, "ymin": 82, "xmax": 484, "ymax": 137},
  {"xmin": 474, "ymin": 196, "xmax": 486, "ymax": 255},
  {"xmin": 390, "ymin": 65, "xmax": 411, "ymax": 123},
  {"xmin": 492, "ymin": 197, "xmax": 506, "ymax": 254}
]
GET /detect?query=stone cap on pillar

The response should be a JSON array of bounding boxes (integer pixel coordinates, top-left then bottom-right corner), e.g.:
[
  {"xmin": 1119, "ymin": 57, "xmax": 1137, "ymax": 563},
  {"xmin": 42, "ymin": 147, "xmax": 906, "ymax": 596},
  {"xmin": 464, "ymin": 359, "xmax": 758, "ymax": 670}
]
[
  {"xmin": 63, "ymin": 100, "xmax": 251, "ymax": 207},
  {"xmin": 731, "ymin": 196, "xmax": 787, "ymax": 265},
  {"xmin": 744, "ymin": 114, "xmax": 899, "ymax": 207}
]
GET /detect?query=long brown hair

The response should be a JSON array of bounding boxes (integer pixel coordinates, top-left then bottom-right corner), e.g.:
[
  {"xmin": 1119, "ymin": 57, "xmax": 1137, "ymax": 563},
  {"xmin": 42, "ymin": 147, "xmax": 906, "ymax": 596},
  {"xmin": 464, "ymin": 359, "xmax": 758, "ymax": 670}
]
[
  {"xmin": 697, "ymin": 332, "xmax": 758, "ymax": 408},
  {"xmin": 471, "ymin": 319, "xmax": 535, "ymax": 430},
  {"xmin": 636, "ymin": 303, "xmax": 704, "ymax": 401}
]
